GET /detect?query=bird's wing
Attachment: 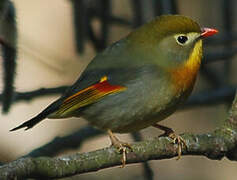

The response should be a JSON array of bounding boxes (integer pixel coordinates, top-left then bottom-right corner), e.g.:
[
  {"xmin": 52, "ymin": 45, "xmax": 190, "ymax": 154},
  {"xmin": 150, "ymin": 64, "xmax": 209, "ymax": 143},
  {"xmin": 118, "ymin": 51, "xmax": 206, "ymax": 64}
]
[{"xmin": 49, "ymin": 76, "xmax": 126, "ymax": 118}]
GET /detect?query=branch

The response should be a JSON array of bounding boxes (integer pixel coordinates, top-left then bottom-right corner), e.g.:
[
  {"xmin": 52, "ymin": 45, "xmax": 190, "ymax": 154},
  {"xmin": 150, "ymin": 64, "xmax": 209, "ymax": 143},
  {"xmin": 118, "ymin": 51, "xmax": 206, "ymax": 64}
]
[
  {"xmin": 131, "ymin": 132, "xmax": 154, "ymax": 180},
  {"xmin": 1, "ymin": 130, "xmax": 237, "ymax": 179},
  {"xmin": 25, "ymin": 127, "xmax": 154, "ymax": 180},
  {"xmin": 0, "ymin": 92, "xmax": 237, "ymax": 179}
]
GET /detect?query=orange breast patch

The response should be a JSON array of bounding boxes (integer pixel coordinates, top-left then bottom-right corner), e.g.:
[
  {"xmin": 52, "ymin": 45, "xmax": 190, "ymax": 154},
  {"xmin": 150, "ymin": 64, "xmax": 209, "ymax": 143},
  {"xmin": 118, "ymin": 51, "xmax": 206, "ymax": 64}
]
[{"xmin": 169, "ymin": 40, "xmax": 203, "ymax": 93}]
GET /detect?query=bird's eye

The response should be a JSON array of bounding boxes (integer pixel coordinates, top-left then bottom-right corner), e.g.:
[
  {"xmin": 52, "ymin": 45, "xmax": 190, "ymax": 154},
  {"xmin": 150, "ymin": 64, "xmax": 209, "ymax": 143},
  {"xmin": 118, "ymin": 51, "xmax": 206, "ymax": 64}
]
[{"xmin": 176, "ymin": 35, "xmax": 188, "ymax": 45}]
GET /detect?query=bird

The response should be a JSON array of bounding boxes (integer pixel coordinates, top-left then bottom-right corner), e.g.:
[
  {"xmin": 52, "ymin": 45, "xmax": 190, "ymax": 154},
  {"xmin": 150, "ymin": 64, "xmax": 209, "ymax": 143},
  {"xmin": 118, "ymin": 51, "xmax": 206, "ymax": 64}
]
[{"xmin": 10, "ymin": 15, "xmax": 218, "ymax": 167}]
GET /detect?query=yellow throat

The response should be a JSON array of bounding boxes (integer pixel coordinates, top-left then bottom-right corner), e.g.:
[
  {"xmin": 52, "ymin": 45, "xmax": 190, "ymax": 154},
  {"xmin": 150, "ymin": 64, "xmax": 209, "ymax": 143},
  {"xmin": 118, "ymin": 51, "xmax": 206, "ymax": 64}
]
[{"xmin": 170, "ymin": 39, "xmax": 203, "ymax": 93}]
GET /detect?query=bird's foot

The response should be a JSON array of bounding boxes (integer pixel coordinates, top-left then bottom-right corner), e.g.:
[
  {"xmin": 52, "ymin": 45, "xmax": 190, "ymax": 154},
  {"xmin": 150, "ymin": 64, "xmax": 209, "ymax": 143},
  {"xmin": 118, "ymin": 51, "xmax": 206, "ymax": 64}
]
[
  {"xmin": 153, "ymin": 124, "xmax": 187, "ymax": 160},
  {"xmin": 112, "ymin": 140, "xmax": 133, "ymax": 168},
  {"xmin": 107, "ymin": 130, "xmax": 133, "ymax": 167},
  {"xmin": 167, "ymin": 132, "xmax": 187, "ymax": 160}
]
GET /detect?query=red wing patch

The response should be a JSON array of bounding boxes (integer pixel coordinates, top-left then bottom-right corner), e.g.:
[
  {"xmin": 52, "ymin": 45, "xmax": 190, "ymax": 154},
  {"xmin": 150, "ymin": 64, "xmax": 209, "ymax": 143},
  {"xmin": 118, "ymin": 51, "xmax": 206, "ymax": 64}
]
[{"xmin": 49, "ymin": 76, "xmax": 126, "ymax": 118}]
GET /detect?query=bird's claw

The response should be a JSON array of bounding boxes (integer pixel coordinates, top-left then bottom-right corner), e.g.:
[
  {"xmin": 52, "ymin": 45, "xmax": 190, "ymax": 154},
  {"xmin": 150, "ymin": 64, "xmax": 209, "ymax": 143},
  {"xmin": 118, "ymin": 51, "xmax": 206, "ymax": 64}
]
[
  {"xmin": 112, "ymin": 141, "xmax": 133, "ymax": 168},
  {"xmin": 107, "ymin": 130, "xmax": 133, "ymax": 167},
  {"xmin": 153, "ymin": 124, "xmax": 187, "ymax": 160},
  {"xmin": 168, "ymin": 133, "xmax": 187, "ymax": 160}
]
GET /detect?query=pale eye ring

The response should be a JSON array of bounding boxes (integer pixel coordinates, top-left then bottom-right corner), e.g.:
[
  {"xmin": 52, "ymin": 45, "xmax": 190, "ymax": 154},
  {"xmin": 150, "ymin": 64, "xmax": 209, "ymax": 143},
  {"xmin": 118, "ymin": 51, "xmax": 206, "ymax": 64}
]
[{"xmin": 176, "ymin": 35, "xmax": 188, "ymax": 45}]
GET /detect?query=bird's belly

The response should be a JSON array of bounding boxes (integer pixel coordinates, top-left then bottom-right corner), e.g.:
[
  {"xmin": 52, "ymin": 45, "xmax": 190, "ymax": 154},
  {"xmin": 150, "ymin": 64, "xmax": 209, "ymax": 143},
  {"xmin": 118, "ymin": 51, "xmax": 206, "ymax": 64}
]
[
  {"xmin": 80, "ymin": 81, "xmax": 187, "ymax": 133},
  {"xmin": 81, "ymin": 98, "xmax": 177, "ymax": 133}
]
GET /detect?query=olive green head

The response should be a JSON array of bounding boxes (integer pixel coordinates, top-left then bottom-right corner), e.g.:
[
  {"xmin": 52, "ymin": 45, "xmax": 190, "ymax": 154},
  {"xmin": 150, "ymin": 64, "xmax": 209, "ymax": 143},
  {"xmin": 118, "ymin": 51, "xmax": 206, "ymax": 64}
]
[{"xmin": 127, "ymin": 15, "xmax": 203, "ymax": 69}]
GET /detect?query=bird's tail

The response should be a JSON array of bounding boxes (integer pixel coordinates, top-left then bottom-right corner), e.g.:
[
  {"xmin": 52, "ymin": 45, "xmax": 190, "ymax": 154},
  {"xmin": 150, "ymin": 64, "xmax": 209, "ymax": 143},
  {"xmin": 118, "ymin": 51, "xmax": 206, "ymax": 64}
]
[
  {"xmin": 10, "ymin": 99, "xmax": 62, "ymax": 131},
  {"xmin": 10, "ymin": 112, "xmax": 47, "ymax": 131}
]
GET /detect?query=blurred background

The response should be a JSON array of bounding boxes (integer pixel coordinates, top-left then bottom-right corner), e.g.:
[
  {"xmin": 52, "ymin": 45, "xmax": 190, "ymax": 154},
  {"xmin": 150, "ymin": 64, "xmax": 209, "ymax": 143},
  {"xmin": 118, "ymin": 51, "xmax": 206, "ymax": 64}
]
[{"xmin": 0, "ymin": 0, "xmax": 237, "ymax": 179}]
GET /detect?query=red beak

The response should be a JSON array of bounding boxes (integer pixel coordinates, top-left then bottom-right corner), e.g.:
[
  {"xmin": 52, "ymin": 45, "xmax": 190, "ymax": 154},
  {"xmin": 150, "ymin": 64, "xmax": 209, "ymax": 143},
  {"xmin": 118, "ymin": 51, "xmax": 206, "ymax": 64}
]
[{"xmin": 201, "ymin": 28, "xmax": 218, "ymax": 38}]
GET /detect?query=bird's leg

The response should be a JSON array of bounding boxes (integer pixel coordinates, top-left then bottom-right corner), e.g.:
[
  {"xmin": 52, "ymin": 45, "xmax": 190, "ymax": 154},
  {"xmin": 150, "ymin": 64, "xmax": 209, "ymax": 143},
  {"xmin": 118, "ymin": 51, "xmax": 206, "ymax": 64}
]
[
  {"xmin": 107, "ymin": 129, "xmax": 133, "ymax": 167},
  {"xmin": 153, "ymin": 124, "xmax": 187, "ymax": 160}
]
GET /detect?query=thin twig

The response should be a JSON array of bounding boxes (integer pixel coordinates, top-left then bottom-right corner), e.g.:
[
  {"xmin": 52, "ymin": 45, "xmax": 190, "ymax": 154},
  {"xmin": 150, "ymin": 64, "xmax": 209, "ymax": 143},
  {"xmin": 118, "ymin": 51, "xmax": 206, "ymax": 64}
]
[
  {"xmin": 184, "ymin": 86, "xmax": 236, "ymax": 108},
  {"xmin": 25, "ymin": 126, "xmax": 103, "ymax": 157},
  {"xmin": 0, "ymin": 86, "xmax": 235, "ymax": 107},
  {"xmin": 0, "ymin": 86, "xmax": 68, "ymax": 103}
]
